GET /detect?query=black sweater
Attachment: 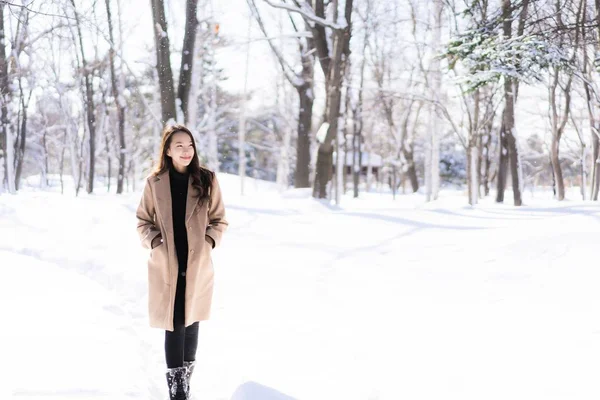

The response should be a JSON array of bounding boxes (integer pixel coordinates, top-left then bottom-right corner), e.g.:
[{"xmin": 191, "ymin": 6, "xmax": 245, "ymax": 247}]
[{"xmin": 169, "ymin": 168, "xmax": 189, "ymax": 271}]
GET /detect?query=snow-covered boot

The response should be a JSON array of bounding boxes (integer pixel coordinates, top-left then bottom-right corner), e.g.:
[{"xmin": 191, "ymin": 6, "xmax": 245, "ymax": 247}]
[
  {"xmin": 184, "ymin": 361, "xmax": 195, "ymax": 389},
  {"xmin": 166, "ymin": 366, "xmax": 189, "ymax": 400},
  {"xmin": 183, "ymin": 361, "xmax": 196, "ymax": 397}
]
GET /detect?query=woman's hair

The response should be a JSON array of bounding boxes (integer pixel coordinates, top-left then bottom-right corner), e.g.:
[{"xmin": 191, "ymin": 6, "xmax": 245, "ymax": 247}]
[{"xmin": 152, "ymin": 124, "xmax": 214, "ymax": 205}]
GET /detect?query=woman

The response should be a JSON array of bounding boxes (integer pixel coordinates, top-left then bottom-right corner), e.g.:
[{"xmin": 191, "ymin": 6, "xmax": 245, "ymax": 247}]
[{"xmin": 136, "ymin": 124, "xmax": 228, "ymax": 400}]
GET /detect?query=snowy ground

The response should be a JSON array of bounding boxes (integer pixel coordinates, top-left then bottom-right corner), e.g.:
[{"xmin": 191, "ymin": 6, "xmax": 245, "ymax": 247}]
[{"xmin": 1, "ymin": 175, "xmax": 599, "ymax": 400}]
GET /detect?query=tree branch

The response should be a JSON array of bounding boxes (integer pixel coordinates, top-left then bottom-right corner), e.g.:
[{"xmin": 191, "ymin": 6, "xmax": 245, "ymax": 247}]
[
  {"xmin": 262, "ymin": 0, "xmax": 346, "ymax": 29},
  {"xmin": 1, "ymin": 1, "xmax": 76, "ymax": 20},
  {"xmin": 248, "ymin": 0, "xmax": 300, "ymax": 86}
]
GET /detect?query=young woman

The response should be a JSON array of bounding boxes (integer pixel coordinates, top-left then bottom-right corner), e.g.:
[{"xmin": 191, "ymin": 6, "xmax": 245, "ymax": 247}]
[{"xmin": 136, "ymin": 124, "xmax": 228, "ymax": 400}]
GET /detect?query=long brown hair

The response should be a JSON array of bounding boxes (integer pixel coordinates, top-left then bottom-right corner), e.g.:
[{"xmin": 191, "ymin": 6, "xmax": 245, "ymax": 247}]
[{"xmin": 153, "ymin": 124, "xmax": 214, "ymax": 205}]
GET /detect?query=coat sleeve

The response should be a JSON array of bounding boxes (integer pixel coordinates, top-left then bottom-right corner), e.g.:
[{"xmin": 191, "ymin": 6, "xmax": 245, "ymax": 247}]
[
  {"xmin": 136, "ymin": 179, "xmax": 162, "ymax": 249},
  {"xmin": 205, "ymin": 174, "xmax": 228, "ymax": 248}
]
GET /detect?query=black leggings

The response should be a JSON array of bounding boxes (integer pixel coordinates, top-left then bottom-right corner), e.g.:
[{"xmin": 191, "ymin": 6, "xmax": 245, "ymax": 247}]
[{"xmin": 165, "ymin": 272, "xmax": 199, "ymax": 368}]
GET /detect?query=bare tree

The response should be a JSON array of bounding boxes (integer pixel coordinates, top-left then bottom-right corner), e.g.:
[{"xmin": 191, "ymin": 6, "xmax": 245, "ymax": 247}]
[
  {"xmin": 351, "ymin": 1, "xmax": 371, "ymax": 198},
  {"xmin": 105, "ymin": 0, "xmax": 127, "ymax": 194},
  {"xmin": 178, "ymin": 0, "xmax": 199, "ymax": 124},
  {"xmin": 248, "ymin": 0, "xmax": 315, "ymax": 188},
  {"xmin": 495, "ymin": 0, "xmax": 531, "ymax": 205},
  {"xmin": 0, "ymin": 3, "xmax": 10, "ymax": 193},
  {"xmin": 69, "ymin": 0, "xmax": 98, "ymax": 194},
  {"xmin": 588, "ymin": 0, "xmax": 600, "ymax": 199},
  {"xmin": 425, "ymin": 0, "xmax": 443, "ymax": 202},
  {"xmin": 150, "ymin": 0, "xmax": 177, "ymax": 124},
  {"xmin": 266, "ymin": 0, "xmax": 354, "ymax": 200},
  {"xmin": 10, "ymin": 3, "xmax": 31, "ymax": 191}
]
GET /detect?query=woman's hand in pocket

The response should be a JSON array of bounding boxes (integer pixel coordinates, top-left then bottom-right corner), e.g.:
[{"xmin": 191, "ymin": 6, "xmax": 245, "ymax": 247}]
[{"xmin": 151, "ymin": 235, "xmax": 163, "ymax": 249}]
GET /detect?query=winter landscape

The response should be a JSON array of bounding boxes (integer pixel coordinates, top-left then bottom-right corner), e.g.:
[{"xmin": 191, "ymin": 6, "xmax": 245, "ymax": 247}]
[
  {"xmin": 1, "ymin": 0, "xmax": 600, "ymax": 399},
  {"xmin": 2, "ymin": 176, "xmax": 600, "ymax": 400}
]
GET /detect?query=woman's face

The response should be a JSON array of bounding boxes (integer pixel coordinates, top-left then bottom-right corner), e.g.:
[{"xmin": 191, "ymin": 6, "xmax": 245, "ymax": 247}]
[{"xmin": 167, "ymin": 131, "xmax": 195, "ymax": 172}]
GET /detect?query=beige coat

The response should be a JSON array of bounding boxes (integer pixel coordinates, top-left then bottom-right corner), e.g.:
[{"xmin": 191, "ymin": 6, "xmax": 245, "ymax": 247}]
[{"xmin": 136, "ymin": 171, "xmax": 228, "ymax": 331}]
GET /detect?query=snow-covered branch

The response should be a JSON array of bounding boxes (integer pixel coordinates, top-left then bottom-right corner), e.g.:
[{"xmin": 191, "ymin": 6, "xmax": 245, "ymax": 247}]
[
  {"xmin": 262, "ymin": 0, "xmax": 347, "ymax": 30},
  {"xmin": 248, "ymin": 0, "xmax": 300, "ymax": 87}
]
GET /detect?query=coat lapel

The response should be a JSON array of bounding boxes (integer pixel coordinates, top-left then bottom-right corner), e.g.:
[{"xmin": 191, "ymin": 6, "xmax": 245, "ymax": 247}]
[
  {"xmin": 153, "ymin": 171, "xmax": 174, "ymax": 236},
  {"xmin": 185, "ymin": 176, "xmax": 200, "ymax": 223}
]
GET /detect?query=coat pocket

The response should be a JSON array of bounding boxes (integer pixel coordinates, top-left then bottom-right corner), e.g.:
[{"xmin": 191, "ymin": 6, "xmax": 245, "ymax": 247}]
[{"xmin": 149, "ymin": 244, "xmax": 170, "ymax": 285}]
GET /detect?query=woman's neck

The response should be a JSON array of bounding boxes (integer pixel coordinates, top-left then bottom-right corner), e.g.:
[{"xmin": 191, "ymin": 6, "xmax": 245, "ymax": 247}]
[{"xmin": 172, "ymin": 165, "xmax": 189, "ymax": 174}]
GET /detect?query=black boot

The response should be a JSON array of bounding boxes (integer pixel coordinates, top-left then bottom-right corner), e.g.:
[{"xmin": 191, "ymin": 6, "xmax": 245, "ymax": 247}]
[
  {"xmin": 166, "ymin": 366, "xmax": 189, "ymax": 400},
  {"xmin": 184, "ymin": 361, "xmax": 195, "ymax": 385},
  {"xmin": 184, "ymin": 361, "xmax": 195, "ymax": 396}
]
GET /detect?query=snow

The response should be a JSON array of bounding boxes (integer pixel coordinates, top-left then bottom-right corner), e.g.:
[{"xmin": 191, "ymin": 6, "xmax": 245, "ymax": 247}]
[
  {"xmin": 1, "ymin": 174, "xmax": 600, "ymax": 399},
  {"xmin": 116, "ymin": 94, "xmax": 126, "ymax": 108}
]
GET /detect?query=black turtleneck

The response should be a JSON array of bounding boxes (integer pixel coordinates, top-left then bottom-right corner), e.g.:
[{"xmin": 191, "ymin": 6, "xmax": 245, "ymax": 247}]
[{"xmin": 169, "ymin": 168, "xmax": 189, "ymax": 271}]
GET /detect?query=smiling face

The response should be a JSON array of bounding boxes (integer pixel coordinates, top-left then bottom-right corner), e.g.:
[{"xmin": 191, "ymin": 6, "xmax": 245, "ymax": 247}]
[{"xmin": 166, "ymin": 131, "xmax": 195, "ymax": 173}]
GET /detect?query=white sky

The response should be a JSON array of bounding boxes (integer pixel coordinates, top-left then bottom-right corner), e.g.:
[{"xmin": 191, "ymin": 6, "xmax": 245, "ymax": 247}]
[
  {"xmin": 120, "ymin": 0, "xmax": 282, "ymax": 109},
  {"xmin": 21, "ymin": 0, "xmax": 591, "ymax": 153}
]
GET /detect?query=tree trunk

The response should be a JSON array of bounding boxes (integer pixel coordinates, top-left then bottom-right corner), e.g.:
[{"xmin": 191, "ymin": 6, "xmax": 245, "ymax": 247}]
[
  {"xmin": 426, "ymin": 0, "xmax": 443, "ymax": 202},
  {"xmin": 313, "ymin": 28, "xmax": 346, "ymax": 199},
  {"xmin": 496, "ymin": 117, "xmax": 508, "ymax": 202},
  {"xmin": 314, "ymin": 150, "xmax": 333, "ymax": 198},
  {"xmin": 582, "ymin": 12, "xmax": 599, "ymax": 200},
  {"xmin": 341, "ymin": 70, "xmax": 352, "ymax": 197},
  {"xmin": 592, "ymin": 133, "xmax": 600, "ymax": 199},
  {"xmin": 580, "ymin": 144, "xmax": 586, "ymax": 200},
  {"xmin": 105, "ymin": 0, "xmax": 127, "ymax": 194},
  {"xmin": 60, "ymin": 129, "xmax": 68, "ymax": 195},
  {"xmin": 476, "ymin": 133, "xmax": 483, "ymax": 198},
  {"xmin": 403, "ymin": 145, "xmax": 419, "ymax": 193},
  {"xmin": 0, "ymin": 4, "xmax": 12, "ymax": 193},
  {"xmin": 151, "ymin": 0, "xmax": 177, "ymax": 124},
  {"xmin": 99, "ymin": 101, "xmax": 112, "ymax": 192},
  {"xmin": 178, "ymin": 0, "xmax": 199, "ymax": 124},
  {"xmin": 400, "ymin": 109, "xmax": 419, "ymax": 193},
  {"xmin": 295, "ymin": 83, "xmax": 313, "ymax": 188},
  {"xmin": 505, "ymin": 82, "xmax": 522, "ymax": 206},
  {"xmin": 352, "ymin": 127, "xmax": 362, "ymax": 198},
  {"xmin": 583, "ymin": 0, "xmax": 600, "ymax": 200},
  {"xmin": 481, "ymin": 121, "xmax": 492, "ymax": 196},
  {"xmin": 548, "ymin": 0, "xmax": 578, "ymax": 201},
  {"xmin": 549, "ymin": 69, "xmax": 565, "ymax": 201},
  {"xmin": 71, "ymin": 0, "xmax": 97, "ymax": 194},
  {"xmin": 352, "ymin": 43, "xmax": 368, "ymax": 198},
  {"xmin": 550, "ymin": 140, "xmax": 564, "ymax": 200},
  {"xmin": 42, "ymin": 127, "xmax": 48, "ymax": 188},
  {"xmin": 14, "ymin": 86, "xmax": 29, "ymax": 191},
  {"xmin": 467, "ymin": 143, "xmax": 479, "ymax": 206},
  {"xmin": 496, "ymin": 0, "xmax": 530, "ymax": 204},
  {"xmin": 311, "ymin": 0, "xmax": 353, "ymax": 200},
  {"xmin": 467, "ymin": 89, "xmax": 480, "ymax": 205},
  {"xmin": 506, "ymin": 111, "xmax": 522, "ymax": 205},
  {"xmin": 498, "ymin": 0, "xmax": 522, "ymax": 206},
  {"xmin": 75, "ymin": 117, "xmax": 86, "ymax": 196}
]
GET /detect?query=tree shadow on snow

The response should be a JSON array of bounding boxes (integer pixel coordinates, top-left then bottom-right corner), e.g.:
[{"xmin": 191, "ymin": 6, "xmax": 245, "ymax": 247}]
[
  {"xmin": 340, "ymin": 211, "xmax": 486, "ymax": 230},
  {"xmin": 230, "ymin": 381, "xmax": 297, "ymax": 400},
  {"xmin": 226, "ymin": 204, "xmax": 300, "ymax": 216},
  {"xmin": 476, "ymin": 204, "xmax": 600, "ymax": 222}
]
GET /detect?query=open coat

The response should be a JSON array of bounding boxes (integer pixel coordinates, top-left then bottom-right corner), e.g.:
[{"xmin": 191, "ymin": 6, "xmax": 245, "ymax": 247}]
[{"xmin": 136, "ymin": 171, "xmax": 228, "ymax": 331}]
